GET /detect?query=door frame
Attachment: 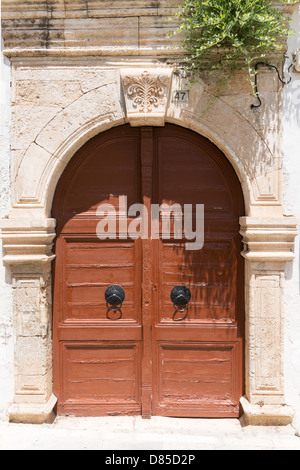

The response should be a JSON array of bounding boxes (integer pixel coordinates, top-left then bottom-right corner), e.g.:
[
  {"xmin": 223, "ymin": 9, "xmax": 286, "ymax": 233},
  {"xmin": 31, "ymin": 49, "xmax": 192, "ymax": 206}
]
[{"xmin": 1, "ymin": 108, "xmax": 297, "ymax": 424}]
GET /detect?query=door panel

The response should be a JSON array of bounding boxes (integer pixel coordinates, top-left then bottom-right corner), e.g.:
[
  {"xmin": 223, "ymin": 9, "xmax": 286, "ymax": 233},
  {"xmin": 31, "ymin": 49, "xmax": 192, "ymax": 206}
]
[
  {"xmin": 60, "ymin": 134, "xmax": 141, "ymax": 216},
  {"xmin": 52, "ymin": 124, "xmax": 244, "ymax": 418},
  {"xmin": 154, "ymin": 134, "xmax": 235, "ymax": 213},
  {"xmin": 63, "ymin": 238, "xmax": 140, "ymax": 322},
  {"xmin": 61, "ymin": 341, "xmax": 141, "ymax": 416},
  {"xmin": 157, "ymin": 237, "xmax": 237, "ymax": 323},
  {"xmin": 155, "ymin": 341, "xmax": 242, "ymax": 417}
]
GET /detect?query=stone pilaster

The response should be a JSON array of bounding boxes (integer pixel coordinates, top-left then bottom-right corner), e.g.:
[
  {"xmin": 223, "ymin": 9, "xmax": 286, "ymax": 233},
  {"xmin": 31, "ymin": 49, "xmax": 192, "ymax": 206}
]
[
  {"xmin": 0, "ymin": 219, "xmax": 57, "ymax": 423},
  {"xmin": 239, "ymin": 217, "xmax": 298, "ymax": 425}
]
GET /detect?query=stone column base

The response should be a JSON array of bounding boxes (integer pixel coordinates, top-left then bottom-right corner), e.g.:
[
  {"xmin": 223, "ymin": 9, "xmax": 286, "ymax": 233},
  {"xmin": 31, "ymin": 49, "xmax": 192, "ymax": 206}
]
[
  {"xmin": 8, "ymin": 394, "xmax": 57, "ymax": 424},
  {"xmin": 240, "ymin": 396, "xmax": 295, "ymax": 426}
]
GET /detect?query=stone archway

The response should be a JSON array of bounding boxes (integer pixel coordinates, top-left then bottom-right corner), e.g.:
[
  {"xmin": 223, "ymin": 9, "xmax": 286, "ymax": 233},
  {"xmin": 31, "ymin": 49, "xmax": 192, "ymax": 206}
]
[{"xmin": 0, "ymin": 67, "xmax": 297, "ymax": 424}]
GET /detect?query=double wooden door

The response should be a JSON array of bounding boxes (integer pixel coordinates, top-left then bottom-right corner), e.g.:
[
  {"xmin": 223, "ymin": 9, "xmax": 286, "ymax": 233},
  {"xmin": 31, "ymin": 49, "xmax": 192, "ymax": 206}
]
[{"xmin": 53, "ymin": 124, "xmax": 245, "ymax": 418}]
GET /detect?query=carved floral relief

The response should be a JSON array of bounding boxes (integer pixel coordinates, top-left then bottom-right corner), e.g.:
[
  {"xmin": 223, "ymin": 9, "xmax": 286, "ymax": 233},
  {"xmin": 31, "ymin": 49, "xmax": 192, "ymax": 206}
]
[
  {"xmin": 123, "ymin": 70, "xmax": 169, "ymax": 113},
  {"xmin": 121, "ymin": 68, "xmax": 173, "ymax": 126}
]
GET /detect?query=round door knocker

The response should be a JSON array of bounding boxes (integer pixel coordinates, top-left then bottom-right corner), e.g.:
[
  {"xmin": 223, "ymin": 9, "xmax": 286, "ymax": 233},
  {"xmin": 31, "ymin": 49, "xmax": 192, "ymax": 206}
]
[
  {"xmin": 170, "ymin": 285, "xmax": 191, "ymax": 321},
  {"xmin": 105, "ymin": 284, "xmax": 125, "ymax": 320}
]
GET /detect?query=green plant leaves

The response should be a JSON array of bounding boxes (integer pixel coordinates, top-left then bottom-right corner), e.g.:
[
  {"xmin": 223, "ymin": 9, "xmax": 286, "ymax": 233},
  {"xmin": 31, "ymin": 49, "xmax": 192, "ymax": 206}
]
[{"xmin": 174, "ymin": 0, "xmax": 293, "ymax": 79}]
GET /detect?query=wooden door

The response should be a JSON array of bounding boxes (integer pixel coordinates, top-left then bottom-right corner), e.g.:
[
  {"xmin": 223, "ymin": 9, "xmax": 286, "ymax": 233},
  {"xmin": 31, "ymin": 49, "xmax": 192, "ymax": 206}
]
[
  {"xmin": 53, "ymin": 126, "xmax": 143, "ymax": 416},
  {"xmin": 52, "ymin": 124, "xmax": 244, "ymax": 418},
  {"xmin": 151, "ymin": 126, "xmax": 244, "ymax": 417}
]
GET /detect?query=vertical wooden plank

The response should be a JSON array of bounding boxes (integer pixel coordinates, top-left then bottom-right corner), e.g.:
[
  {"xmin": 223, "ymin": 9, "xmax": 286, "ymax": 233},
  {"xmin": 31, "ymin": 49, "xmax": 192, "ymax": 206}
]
[{"xmin": 140, "ymin": 127, "xmax": 153, "ymax": 418}]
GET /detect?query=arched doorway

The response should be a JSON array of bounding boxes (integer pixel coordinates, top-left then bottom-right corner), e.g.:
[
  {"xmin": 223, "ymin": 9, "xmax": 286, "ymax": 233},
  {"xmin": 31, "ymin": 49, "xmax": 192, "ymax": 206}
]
[{"xmin": 52, "ymin": 124, "xmax": 245, "ymax": 418}]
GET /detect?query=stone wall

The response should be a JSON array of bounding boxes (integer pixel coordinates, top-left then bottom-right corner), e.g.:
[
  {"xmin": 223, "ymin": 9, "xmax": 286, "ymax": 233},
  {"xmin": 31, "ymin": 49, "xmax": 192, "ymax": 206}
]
[
  {"xmin": 0, "ymin": 0, "xmax": 299, "ymax": 426},
  {"xmin": 1, "ymin": 0, "xmax": 182, "ymax": 56}
]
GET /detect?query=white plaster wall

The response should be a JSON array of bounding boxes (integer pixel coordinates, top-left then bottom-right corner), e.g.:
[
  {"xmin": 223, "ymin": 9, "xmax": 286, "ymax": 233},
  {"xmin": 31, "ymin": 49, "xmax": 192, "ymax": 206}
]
[
  {"xmin": 0, "ymin": 12, "xmax": 14, "ymax": 419},
  {"xmin": 282, "ymin": 4, "xmax": 300, "ymax": 432}
]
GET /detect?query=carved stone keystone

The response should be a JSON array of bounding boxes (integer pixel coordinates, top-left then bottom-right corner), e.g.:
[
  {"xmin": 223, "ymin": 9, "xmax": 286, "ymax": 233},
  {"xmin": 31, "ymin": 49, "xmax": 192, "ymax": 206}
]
[{"xmin": 121, "ymin": 68, "xmax": 173, "ymax": 126}]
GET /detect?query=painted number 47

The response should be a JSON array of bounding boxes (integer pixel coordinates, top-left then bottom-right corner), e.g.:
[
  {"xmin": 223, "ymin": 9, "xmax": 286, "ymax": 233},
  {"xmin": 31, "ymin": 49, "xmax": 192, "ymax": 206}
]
[{"xmin": 173, "ymin": 90, "xmax": 190, "ymax": 103}]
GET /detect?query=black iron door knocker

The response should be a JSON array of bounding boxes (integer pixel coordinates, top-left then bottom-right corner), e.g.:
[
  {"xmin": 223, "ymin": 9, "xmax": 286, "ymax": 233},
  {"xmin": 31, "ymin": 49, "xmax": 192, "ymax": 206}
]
[
  {"xmin": 105, "ymin": 284, "xmax": 125, "ymax": 320},
  {"xmin": 170, "ymin": 285, "xmax": 191, "ymax": 321}
]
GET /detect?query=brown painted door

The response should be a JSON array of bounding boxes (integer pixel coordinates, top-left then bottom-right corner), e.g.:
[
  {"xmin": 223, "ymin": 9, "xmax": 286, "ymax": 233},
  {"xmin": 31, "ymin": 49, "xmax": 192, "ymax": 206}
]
[{"xmin": 53, "ymin": 124, "xmax": 244, "ymax": 418}]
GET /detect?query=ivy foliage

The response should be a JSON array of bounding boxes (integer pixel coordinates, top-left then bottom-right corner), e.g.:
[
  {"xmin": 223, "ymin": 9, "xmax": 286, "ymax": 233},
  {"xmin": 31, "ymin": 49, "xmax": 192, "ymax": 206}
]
[{"xmin": 174, "ymin": 0, "xmax": 294, "ymax": 81}]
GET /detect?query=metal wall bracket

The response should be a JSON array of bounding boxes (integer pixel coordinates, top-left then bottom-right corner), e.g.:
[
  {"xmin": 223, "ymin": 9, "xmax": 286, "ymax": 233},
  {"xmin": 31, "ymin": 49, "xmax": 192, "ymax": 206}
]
[{"xmin": 251, "ymin": 61, "xmax": 293, "ymax": 109}]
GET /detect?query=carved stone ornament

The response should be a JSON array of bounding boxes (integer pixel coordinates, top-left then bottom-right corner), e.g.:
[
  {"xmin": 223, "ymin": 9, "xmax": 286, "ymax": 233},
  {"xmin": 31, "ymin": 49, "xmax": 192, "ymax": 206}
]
[
  {"xmin": 121, "ymin": 68, "xmax": 173, "ymax": 126},
  {"xmin": 124, "ymin": 70, "xmax": 167, "ymax": 113}
]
